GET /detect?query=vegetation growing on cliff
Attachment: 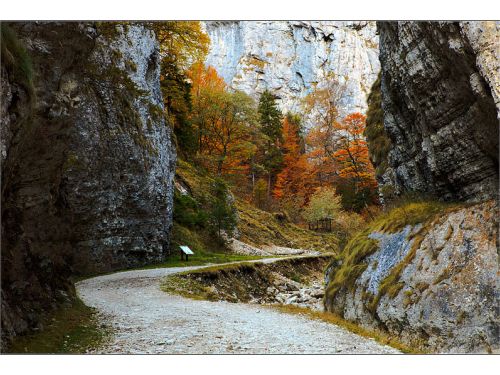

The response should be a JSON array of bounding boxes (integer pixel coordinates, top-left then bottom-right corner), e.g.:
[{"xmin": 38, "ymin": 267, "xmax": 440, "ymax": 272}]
[
  {"xmin": 1, "ymin": 23, "xmax": 34, "ymax": 96},
  {"xmin": 364, "ymin": 73, "xmax": 391, "ymax": 183},
  {"xmin": 325, "ymin": 200, "xmax": 459, "ymax": 308}
]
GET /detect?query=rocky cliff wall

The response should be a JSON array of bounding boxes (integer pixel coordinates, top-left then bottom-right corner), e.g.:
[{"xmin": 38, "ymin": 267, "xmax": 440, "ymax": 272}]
[
  {"xmin": 203, "ymin": 21, "xmax": 380, "ymax": 124},
  {"xmin": 327, "ymin": 21, "xmax": 499, "ymax": 353},
  {"xmin": 325, "ymin": 201, "xmax": 499, "ymax": 353},
  {"xmin": 376, "ymin": 21, "xmax": 499, "ymax": 202},
  {"xmin": 1, "ymin": 22, "xmax": 176, "ymax": 345}
]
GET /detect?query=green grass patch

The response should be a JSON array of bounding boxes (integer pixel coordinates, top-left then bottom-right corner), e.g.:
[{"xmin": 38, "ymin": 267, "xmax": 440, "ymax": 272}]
[
  {"xmin": 6, "ymin": 298, "xmax": 109, "ymax": 354},
  {"xmin": 135, "ymin": 252, "xmax": 270, "ymax": 271}
]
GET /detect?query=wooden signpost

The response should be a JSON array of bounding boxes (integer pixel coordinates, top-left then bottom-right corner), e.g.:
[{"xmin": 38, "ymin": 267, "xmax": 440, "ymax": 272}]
[{"xmin": 179, "ymin": 245, "xmax": 194, "ymax": 261}]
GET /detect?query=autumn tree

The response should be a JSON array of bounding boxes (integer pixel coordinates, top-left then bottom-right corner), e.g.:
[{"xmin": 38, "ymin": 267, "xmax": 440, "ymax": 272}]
[
  {"xmin": 151, "ymin": 21, "xmax": 210, "ymax": 69},
  {"xmin": 273, "ymin": 115, "xmax": 301, "ymax": 199},
  {"xmin": 206, "ymin": 90, "xmax": 257, "ymax": 176},
  {"xmin": 150, "ymin": 22, "xmax": 210, "ymax": 156},
  {"xmin": 333, "ymin": 113, "xmax": 375, "ymax": 189},
  {"xmin": 302, "ymin": 74, "xmax": 346, "ymax": 187},
  {"xmin": 333, "ymin": 113, "xmax": 378, "ymax": 210},
  {"xmin": 271, "ymin": 114, "xmax": 314, "ymax": 219},
  {"xmin": 187, "ymin": 63, "xmax": 225, "ymax": 154},
  {"xmin": 187, "ymin": 63, "xmax": 257, "ymax": 178},
  {"xmin": 303, "ymin": 74, "xmax": 378, "ymax": 211}
]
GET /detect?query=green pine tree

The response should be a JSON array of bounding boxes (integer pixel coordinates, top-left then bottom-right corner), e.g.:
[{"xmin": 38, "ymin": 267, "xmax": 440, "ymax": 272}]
[
  {"xmin": 258, "ymin": 90, "xmax": 283, "ymax": 142},
  {"xmin": 209, "ymin": 178, "xmax": 237, "ymax": 241},
  {"xmin": 258, "ymin": 90, "xmax": 284, "ymax": 197},
  {"xmin": 160, "ymin": 57, "xmax": 197, "ymax": 157}
]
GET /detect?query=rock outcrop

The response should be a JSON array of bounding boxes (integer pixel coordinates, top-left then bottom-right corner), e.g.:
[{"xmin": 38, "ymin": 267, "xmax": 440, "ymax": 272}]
[
  {"xmin": 328, "ymin": 21, "xmax": 499, "ymax": 353},
  {"xmin": 203, "ymin": 21, "xmax": 380, "ymax": 124},
  {"xmin": 376, "ymin": 21, "xmax": 499, "ymax": 202},
  {"xmin": 325, "ymin": 201, "xmax": 499, "ymax": 353},
  {"xmin": 1, "ymin": 22, "xmax": 176, "ymax": 345}
]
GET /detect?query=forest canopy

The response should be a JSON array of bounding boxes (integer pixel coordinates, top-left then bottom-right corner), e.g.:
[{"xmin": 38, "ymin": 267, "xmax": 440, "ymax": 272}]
[{"xmin": 153, "ymin": 21, "xmax": 379, "ymax": 228}]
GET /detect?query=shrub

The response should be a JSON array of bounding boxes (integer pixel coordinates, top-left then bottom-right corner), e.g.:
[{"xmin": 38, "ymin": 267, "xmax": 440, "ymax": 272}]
[
  {"xmin": 173, "ymin": 190, "xmax": 208, "ymax": 228},
  {"xmin": 252, "ymin": 179, "xmax": 268, "ymax": 209},
  {"xmin": 303, "ymin": 187, "xmax": 342, "ymax": 223}
]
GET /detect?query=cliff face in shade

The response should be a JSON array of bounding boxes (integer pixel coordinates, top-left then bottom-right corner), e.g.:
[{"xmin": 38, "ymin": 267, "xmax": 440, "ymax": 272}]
[
  {"xmin": 1, "ymin": 22, "xmax": 176, "ymax": 345},
  {"xmin": 376, "ymin": 21, "xmax": 499, "ymax": 202},
  {"xmin": 203, "ymin": 21, "xmax": 380, "ymax": 123}
]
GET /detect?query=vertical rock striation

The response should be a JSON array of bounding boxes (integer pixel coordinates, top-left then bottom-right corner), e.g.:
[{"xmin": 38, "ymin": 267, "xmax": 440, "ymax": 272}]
[
  {"xmin": 1, "ymin": 22, "xmax": 176, "ymax": 345},
  {"xmin": 203, "ymin": 21, "xmax": 380, "ymax": 124},
  {"xmin": 376, "ymin": 21, "xmax": 499, "ymax": 202}
]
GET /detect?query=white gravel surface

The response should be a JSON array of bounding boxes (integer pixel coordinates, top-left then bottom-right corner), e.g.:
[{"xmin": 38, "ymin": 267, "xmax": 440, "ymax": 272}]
[{"xmin": 76, "ymin": 258, "xmax": 399, "ymax": 354}]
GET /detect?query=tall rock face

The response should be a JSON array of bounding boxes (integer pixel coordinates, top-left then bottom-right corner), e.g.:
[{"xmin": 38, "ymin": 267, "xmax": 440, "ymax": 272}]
[
  {"xmin": 1, "ymin": 22, "xmax": 176, "ymax": 345},
  {"xmin": 376, "ymin": 21, "xmax": 499, "ymax": 202},
  {"xmin": 325, "ymin": 201, "xmax": 499, "ymax": 353},
  {"xmin": 326, "ymin": 21, "xmax": 499, "ymax": 353},
  {"xmin": 203, "ymin": 21, "xmax": 380, "ymax": 123}
]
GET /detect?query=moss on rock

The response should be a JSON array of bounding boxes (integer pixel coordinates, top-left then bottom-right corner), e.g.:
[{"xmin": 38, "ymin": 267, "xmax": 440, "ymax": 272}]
[{"xmin": 364, "ymin": 73, "xmax": 391, "ymax": 182}]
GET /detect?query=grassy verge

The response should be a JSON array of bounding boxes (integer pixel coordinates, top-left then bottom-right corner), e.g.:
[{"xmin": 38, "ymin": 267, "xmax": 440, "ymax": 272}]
[
  {"xmin": 160, "ymin": 255, "xmax": 330, "ymax": 303},
  {"xmin": 136, "ymin": 253, "xmax": 274, "ymax": 270},
  {"xmin": 268, "ymin": 304, "xmax": 423, "ymax": 354},
  {"xmin": 6, "ymin": 298, "xmax": 110, "ymax": 354}
]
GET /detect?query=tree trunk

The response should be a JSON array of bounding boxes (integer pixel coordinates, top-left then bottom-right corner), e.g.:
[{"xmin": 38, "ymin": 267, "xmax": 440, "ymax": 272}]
[{"xmin": 267, "ymin": 173, "xmax": 272, "ymax": 198}]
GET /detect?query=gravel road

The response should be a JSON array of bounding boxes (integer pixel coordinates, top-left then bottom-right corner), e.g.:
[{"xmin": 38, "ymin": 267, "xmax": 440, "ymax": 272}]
[{"xmin": 76, "ymin": 258, "xmax": 399, "ymax": 354}]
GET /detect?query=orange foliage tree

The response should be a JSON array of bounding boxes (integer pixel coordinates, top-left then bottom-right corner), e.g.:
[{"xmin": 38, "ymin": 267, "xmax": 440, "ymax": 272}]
[
  {"xmin": 273, "ymin": 115, "xmax": 317, "ymax": 215},
  {"xmin": 187, "ymin": 63, "xmax": 257, "ymax": 178},
  {"xmin": 332, "ymin": 113, "xmax": 377, "ymax": 193},
  {"xmin": 301, "ymin": 76, "xmax": 379, "ymax": 210}
]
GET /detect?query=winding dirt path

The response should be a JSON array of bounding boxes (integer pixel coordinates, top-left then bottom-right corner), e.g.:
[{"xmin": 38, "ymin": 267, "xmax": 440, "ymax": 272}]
[{"xmin": 76, "ymin": 258, "xmax": 399, "ymax": 354}]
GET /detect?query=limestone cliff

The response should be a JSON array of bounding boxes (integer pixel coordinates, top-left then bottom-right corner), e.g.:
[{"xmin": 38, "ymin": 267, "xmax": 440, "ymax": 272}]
[
  {"xmin": 326, "ymin": 21, "xmax": 499, "ymax": 353},
  {"xmin": 376, "ymin": 21, "xmax": 499, "ymax": 202},
  {"xmin": 1, "ymin": 22, "xmax": 176, "ymax": 345},
  {"xmin": 203, "ymin": 21, "xmax": 380, "ymax": 123},
  {"xmin": 325, "ymin": 201, "xmax": 499, "ymax": 353}
]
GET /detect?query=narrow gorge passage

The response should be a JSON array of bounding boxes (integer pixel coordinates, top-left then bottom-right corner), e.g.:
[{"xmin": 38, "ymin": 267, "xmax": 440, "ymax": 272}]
[{"xmin": 76, "ymin": 257, "xmax": 399, "ymax": 354}]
